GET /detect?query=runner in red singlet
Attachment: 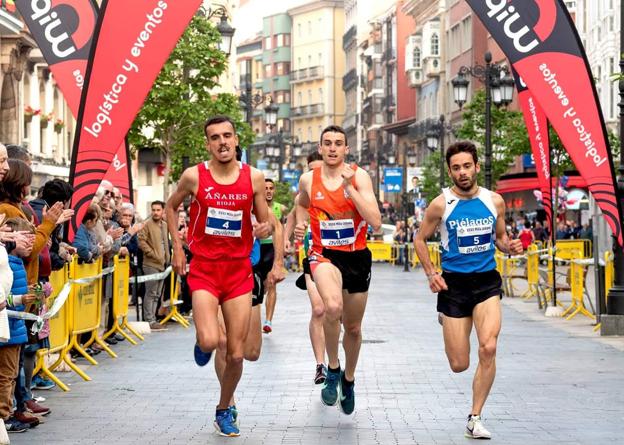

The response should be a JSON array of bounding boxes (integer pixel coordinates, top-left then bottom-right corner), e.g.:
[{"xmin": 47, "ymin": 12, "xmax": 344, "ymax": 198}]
[
  {"xmin": 166, "ymin": 115, "xmax": 271, "ymax": 437},
  {"xmin": 294, "ymin": 125, "xmax": 381, "ymax": 415}
]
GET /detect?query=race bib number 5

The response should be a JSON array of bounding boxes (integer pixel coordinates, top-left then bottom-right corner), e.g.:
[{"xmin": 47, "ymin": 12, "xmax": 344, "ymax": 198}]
[
  {"xmin": 206, "ymin": 207, "xmax": 242, "ymax": 237},
  {"xmin": 457, "ymin": 225, "xmax": 492, "ymax": 254},
  {"xmin": 320, "ymin": 219, "xmax": 355, "ymax": 247}
]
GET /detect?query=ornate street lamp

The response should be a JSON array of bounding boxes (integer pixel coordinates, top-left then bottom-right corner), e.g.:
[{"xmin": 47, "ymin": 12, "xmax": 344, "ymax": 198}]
[
  {"xmin": 199, "ymin": 5, "xmax": 235, "ymax": 56},
  {"xmin": 452, "ymin": 51, "xmax": 514, "ymax": 190}
]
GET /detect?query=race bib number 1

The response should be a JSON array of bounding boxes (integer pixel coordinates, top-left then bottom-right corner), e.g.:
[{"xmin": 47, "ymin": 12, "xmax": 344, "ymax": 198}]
[
  {"xmin": 457, "ymin": 225, "xmax": 492, "ymax": 254},
  {"xmin": 320, "ymin": 219, "xmax": 355, "ymax": 247},
  {"xmin": 205, "ymin": 207, "xmax": 242, "ymax": 237}
]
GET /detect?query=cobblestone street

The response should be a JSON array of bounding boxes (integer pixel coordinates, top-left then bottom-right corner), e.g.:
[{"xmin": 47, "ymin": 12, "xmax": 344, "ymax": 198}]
[{"xmin": 13, "ymin": 264, "xmax": 624, "ymax": 445}]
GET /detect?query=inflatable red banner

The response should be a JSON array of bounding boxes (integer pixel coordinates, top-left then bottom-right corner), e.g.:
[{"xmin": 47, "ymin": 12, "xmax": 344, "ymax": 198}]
[
  {"xmin": 67, "ymin": 0, "xmax": 202, "ymax": 238},
  {"xmin": 466, "ymin": 0, "xmax": 622, "ymax": 245},
  {"xmin": 513, "ymin": 70, "xmax": 553, "ymax": 230},
  {"xmin": 15, "ymin": 0, "xmax": 132, "ymax": 202}
]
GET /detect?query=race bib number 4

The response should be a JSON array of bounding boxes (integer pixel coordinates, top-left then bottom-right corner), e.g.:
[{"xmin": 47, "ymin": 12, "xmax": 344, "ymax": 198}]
[
  {"xmin": 457, "ymin": 225, "xmax": 492, "ymax": 254},
  {"xmin": 320, "ymin": 219, "xmax": 355, "ymax": 247},
  {"xmin": 205, "ymin": 208, "xmax": 242, "ymax": 237}
]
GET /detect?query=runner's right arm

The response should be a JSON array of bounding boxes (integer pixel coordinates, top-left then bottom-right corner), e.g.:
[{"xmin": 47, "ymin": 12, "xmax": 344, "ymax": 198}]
[
  {"xmin": 414, "ymin": 194, "xmax": 448, "ymax": 293},
  {"xmin": 294, "ymin": 172, "xmax": 312, "ymax": 241},
  {"xmin": 165, "ymin": 166, "xmax": 198, "ymax": 276}
]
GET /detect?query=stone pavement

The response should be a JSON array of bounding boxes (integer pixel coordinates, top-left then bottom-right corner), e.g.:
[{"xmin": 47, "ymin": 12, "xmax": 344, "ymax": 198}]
[{"xmin": 12, "ymin": 264, "xmax": 624, "ymax": 445}]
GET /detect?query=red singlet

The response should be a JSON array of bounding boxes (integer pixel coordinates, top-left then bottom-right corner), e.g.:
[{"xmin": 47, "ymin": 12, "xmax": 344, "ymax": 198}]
[
  {"xmin": 188, "ymin": 161, "xmax": 254, "ymax": 261},
  {"xmin": 308, "ymin": 165, "xmax": 368, "ymax": 255}
]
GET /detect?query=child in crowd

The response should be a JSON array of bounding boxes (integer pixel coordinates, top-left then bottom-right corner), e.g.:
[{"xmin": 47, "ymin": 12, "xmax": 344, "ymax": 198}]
[
  {"xmin": 0, "ymin": 217, "xmax": 39, "ymax": 434},
  {"xmin": 73, "ymin": 204, "xmax": 102, "ymax": 263}
]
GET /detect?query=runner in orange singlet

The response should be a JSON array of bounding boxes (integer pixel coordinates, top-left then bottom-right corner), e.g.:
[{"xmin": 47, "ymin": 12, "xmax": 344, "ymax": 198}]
[
  {"xmin": 294, "ymin": 125, "xmax": 381, "ymax": 415},
  {"xmin": 165, "ymin": 115, "xmax": 271, "ymax": 437}
]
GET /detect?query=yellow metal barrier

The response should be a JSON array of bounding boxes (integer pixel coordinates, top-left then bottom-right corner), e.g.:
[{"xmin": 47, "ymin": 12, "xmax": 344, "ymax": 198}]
[
  {"xmin": 159, "ymin": 271, "xmax": 190, "ymax": 328},
  {"xmin": 522, "ymin": 245, "xmax": 540, "ymax": 301},
  {"xmin": 104, "ymin": 255, "xmax": 145, "ymax": 343},
  {"xmin": 367, "ymin": 241, "xmax": 394, "ymax": 262},
  {"xmin": 34, "ymin": 264, "xmax": 71, "ymax": 392},
  {"xmin": 61, "ymin": 258, "xmax": 116, "ymax": 381},
  {"xmin": 427, "ymin": 242, "xmax": 441, "ymax": 272},
  {"xmin": 561, "ymin": 260, "xmax": 594, "ymax": 321},
  {"xmin": 605, "ymin": 251, "xmax": 614, "ymax": 301},
  {"xmin": 555, "ymin": 239, "xmax": 592, "ymax": 259}
]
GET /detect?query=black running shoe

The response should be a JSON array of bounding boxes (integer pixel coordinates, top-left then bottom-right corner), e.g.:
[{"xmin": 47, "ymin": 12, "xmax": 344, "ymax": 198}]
[{"xmin": 314, "ymin": 363, "xmax": 327, "ymax": 384}]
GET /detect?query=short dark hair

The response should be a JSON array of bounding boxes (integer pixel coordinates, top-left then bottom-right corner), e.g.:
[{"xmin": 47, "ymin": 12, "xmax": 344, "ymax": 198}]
[
  {"xmin": 0, "ymin": 159, "xmax": 32, "ymax": 203},
  {"xmin": 306, "ymin": 151, "xmax": 322, "ymax": 164},
  {"xmin": 445, "ymin": 141, "xmax": 479, "ymax": 167},
  {"xmin": 41, "ymin": 179, "xmax": 74, "ymax": 206},
  {"xmin": 319, "ymin": 125, "xmax": 348, "ymax": 145},
  {"xmin": 151, "ymin": 200, "xmax": 165, "ymax": 209},
  {"xmin": 5, "ymin": 144, "xmax": 31, "ymax": 162},
  {"xmin": 265, "ymin": 178, "xmax": 274, "ymax": 184},
  {"xmin": 204, "ymin": 115, "xmax": 237, "ymax": 138}
]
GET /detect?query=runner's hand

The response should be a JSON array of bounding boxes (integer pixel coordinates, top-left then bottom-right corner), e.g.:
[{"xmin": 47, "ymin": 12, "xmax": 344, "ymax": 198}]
[
  {"xmin": 428, "ymin": 272, "xmax": 448, "ymax": 293},
  {"xmin": 294, "ymin": 222, "xmax": 307, "ymax": 242},
  {"xmin": 268, "ymin": 265, "xmax": 286, "ymax": 285},
  {"xmin": 509, "ymin": 239, "xmax": 523, "ymax": 256},
  {"xmin": 253, "ymin": 221, "xmax": 272, "ymax": 239},
  {"xmin": 341, "ymin": 164, "xmax": 356, "ymax": 186},
  {"xmin": 172, "ymin": 245, "xmax": 187, "ymax": 276},
  {"xmin": 21, "ymin": 294, "xmax": 37, "ymax": 305}
]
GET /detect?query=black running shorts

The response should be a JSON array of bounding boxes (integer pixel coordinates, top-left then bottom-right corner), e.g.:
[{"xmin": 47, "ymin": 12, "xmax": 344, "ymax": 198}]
[
  {"xmin": 437, "ymin": 269, "xmax": 502, "ymax": 318},
  {"xmin": 251, "ymin": 267, "xmax": 264, "ymax": 307},
  {"xmin": 309, "ymin": 248, "xmax": 372, "ymax": 294}
]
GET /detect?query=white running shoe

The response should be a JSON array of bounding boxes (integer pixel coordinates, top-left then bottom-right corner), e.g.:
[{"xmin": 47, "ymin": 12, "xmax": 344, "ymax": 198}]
[{"xmin": 465, "ymin": 415, "xmax": 491, "ymax": 440}]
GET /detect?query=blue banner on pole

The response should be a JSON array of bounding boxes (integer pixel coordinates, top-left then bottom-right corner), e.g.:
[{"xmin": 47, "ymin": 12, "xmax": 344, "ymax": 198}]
[
  {"xmin": 283, "ymin": 169, "xmax": 301, "ymax": 192},
  {"xmin": 384, "ymin": 167, "xmax": 403, "ymax": 193}
]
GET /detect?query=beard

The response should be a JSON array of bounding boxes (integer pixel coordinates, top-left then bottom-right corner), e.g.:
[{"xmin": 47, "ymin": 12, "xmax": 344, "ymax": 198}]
[{"xmin": 452, "ymin": 174, "xmax": 476, "ymax": 191}]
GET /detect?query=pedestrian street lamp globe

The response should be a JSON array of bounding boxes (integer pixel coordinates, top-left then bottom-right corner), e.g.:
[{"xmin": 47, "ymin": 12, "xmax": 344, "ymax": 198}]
[{"xmin": 264, "ymin": 101, "xmax": 279, "ymax": 128}]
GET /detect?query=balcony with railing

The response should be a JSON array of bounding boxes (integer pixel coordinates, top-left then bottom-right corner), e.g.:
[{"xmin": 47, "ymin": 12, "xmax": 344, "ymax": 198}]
[
  {"xmin": 291, "ymin": 66, "xmax": 324, "ymax": 83},
  {"xmin": 291, "ymin": 103, "xmax": 325, "ymax": 118},
  {"xmin": 342, "ymin": 68, "xmax": 357, "ymax": 92},
  {"xmin": 342, "ymin": 25, "xmax": 357, "ymax": 50}
]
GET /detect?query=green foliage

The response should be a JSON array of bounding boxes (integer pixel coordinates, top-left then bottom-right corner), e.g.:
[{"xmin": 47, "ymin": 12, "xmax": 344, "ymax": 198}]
[
  {"xmin": 421, "ymin": 150, "xmax": 445, "ymax": 203},
  {"xmin": 272, "ymin": 181, "xmax": 294, "ymax": 212},
  {"xmin": 128, "ymin": 15, "xmax": 254, "ymax": 181},
  {"xmin": 453, "ymin": 90, "xmax": 531, "ymax": 188}
]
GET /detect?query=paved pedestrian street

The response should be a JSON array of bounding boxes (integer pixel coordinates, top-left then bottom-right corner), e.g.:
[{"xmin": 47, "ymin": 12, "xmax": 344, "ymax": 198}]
[{"xmin": 13, "ymin": 264, "xmax": 624, "ymax": 445}]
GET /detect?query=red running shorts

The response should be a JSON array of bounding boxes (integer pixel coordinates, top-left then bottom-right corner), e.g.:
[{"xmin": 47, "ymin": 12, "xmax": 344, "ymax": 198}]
[{"xmin": 187, "ymin": 257, "xmax": 254, "ymax": 304}]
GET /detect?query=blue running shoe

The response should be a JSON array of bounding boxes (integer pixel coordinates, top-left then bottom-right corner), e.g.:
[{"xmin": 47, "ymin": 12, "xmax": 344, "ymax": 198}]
[
  {"xmin": 229, "ymin": 405, "xmax": 238, "ymax": 426},
  {"xmin": 339, "ymin": 372, "xmax": 355, "ymax": 415},
  {"xmin": 321, "ymin": 367, "xmax": 340, "ymax": 406},
  {"xmin": 193, "ymin": 343, "xmax": 212, "ymax": 367},
  {"xmin": 214, "ymin": 408, "xmax": 240, "ymax": 437}
]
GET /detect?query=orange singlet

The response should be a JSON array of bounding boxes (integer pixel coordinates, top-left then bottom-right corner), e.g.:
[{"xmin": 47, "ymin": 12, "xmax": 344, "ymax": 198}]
[{"xmin": 308, "ymin": 165, "xmax": 368, "ymax": 257}]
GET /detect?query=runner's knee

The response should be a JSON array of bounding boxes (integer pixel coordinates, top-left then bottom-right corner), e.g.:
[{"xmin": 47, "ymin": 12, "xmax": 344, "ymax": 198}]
[
  {"xmin": 226, "ymin": 352, "xmax": 245, "ymax": 366},
  {"xmin": 478, "ymin": 339, "xmax": 497, "ymax": 361},
  {"xmin": 343, "ymin": 322, "xmax": 361, "ymax": 338},
  {"xmin": 325, "ymin": 302, "xmax": 342, "ymax": 320},
  {"xmin": 197, "ymin": 334, "xmax": 218, "ymax": 353},
  {"xmin": 244, "ymin": 348, "xmax": 261, "ymax": 362},
  {"xmin": 448, "ymin": 357, "xmax": 469, "ymax": 373},
  {"xmin": 311, "ymin": 301, "xmax": 325, "ymax": 319}
]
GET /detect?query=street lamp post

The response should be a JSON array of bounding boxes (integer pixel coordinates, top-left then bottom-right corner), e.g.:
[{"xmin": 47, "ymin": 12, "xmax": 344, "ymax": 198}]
[
  {"xmin": 605, "ymin": 3, "xmax": 624, "ymax": 318},
  {"xmin": 452, "ymin": 51, "xmax": 514, "ymax": 190},
  {"xmin": 401, "ymin": 144, "xmax": 417, "ymax": 272},
  {"xmin": 199, "ymin": 5, "xmax": 235, "ymax": 56},
  {"xmin": 426, "ymin": 114, "xmax": 451, "ymax": 192}
]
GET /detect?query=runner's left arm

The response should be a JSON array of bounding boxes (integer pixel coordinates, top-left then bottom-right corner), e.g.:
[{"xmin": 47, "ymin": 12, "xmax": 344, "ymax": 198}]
[
  {"xmin": 251, "ymin": 168, "xmax": 271, "ymax": 239},
  {"xmin": 268, "ymin": 211, "xmax": 286, "ymax": 285},
  {"xmin": 343, "ymin": 167, "xmax": 381, "ymax": 231},
  {"xmin": 493, "ymin": 193, "xmax": 523, "ymax": 255}
]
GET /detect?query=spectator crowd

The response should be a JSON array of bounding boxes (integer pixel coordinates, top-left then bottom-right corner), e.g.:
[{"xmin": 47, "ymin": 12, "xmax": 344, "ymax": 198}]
[{"xmin": 0, "ymin": 143, "xmax": 184, "ymax": 441}]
